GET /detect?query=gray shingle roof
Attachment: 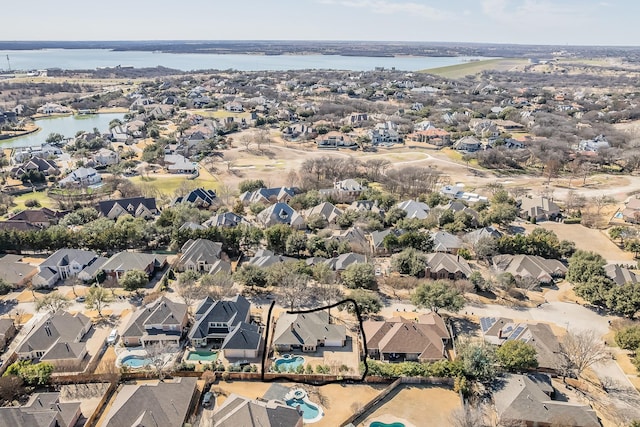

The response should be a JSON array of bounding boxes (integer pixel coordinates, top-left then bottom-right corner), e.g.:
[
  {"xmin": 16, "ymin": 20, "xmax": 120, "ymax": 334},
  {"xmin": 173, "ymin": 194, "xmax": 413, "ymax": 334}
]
[
  {"xmin": 40, "ymin": 249, "xmax": 97, "ymax": 269},
  {"xmin": 221, "ymin": 322, "xmax": 262, "ymax": 351},
  {"xmin": 189, "ymin": 295, "xmax": 251, "ymax": 340},
  {"xmin": 101, "ymin": 251, "xmax": 166, "ymax": 274},
  {"xmin": 212, "ymin": 393, "xmax": 302, "ymax": 427},
  {"xmin": 17, "ymin": 311, "xmax": 90, "ymax": 359},
  {"xmin": 102, "ymin": 377, "xmax": 197, "ymax": 427},
  {"xmin": 179, "ymin": 238, "xmax": 222, "ymax": 267},
  {"xmin": 273, "ymin": 311, "xmax": 345, "ymax": 347},
  {"xmin": 122, "ymin": 296, "xmax": 187, "ymax": 340}
]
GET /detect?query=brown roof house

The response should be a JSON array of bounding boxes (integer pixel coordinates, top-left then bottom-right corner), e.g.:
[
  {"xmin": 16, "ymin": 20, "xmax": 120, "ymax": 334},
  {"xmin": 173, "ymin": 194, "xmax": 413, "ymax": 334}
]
[
  {"xmin": 16, "ymin": 311, "xmax": 91, "ymax": 371},
  {"xmin": 100, "ymin": 377, "xmax": 197, "ymax": 427},
  {"xmin": 212, "ymin": 393, "xmax": 303, "ymax": 427},
  {"xmin": 425, "ymin": 253, "xmax": 472, "ymax": 280},
  {"xmin": 121, "ymin": 296, "xmax": 188, "ymax": 347},
  {"xmin": 273, "ymin": 311, "xmax": 346, "ymax": 353},
  {"xmin": 493, "ymin": 374, "xmax": 600, "ymax": 427},
  {"xmin": 100, "ymin": 251, "xmax": 167, "ymax": 282},
  {"xmin": 0, "ymin": 254, "xmax": 37, "ymax": 288},
  {"xmin": 363, "ymin": 313, "xmax": 450, "ymax": 363}
]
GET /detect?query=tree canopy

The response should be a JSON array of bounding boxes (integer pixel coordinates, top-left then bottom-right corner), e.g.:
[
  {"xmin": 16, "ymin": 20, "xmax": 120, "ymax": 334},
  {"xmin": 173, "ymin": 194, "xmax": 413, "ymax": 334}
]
[
  {"xmin": 496, "ymin": 340, "xmax": 538, "ymax": 372},
  {"xmin": 411, "ymin": 280, "xmax": 465, "ymax": 313}
]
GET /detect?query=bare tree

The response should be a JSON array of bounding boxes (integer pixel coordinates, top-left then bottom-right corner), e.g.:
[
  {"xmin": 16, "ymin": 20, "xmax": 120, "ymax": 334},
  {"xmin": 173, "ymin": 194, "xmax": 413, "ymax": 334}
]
[
  {"xmin": 145, "ymin": 342, "xmax": 178, "ymax": 380},
  {"xmin": 364, "ymin": 158, "xmax": 391, "ymax": 181},
  {"xmin": 592, "ymin": 194, "xmax": 615, "ymax": 216},
  {"xmin": 176, "ymin": 271, "xmax": 207, "ymax": 311},
  {"xmin": 217, "ymin": 184, "xmax": 235, "ymax": 206},
  {"xmin": 449, "ymin": 403, "xmax": 487, "ymax": 427},
  {"xmin": 35, "ymin": 291, "xmax": 71, "ymax": 313},
  {"xmin": 201, "ymin": 271, "xmax": 236, "ymax": 300},
  {"xmin": 278, "ymin": 274, "xmax": 311, "ymax": 311},
  {"xmin": 558, "ymin": 329, "xmax": 610, "ymax": 378}
]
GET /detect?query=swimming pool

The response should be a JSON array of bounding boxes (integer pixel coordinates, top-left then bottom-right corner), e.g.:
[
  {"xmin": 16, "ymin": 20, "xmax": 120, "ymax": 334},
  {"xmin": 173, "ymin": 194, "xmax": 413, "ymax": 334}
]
[
  {"xmin": 274, "ymin": 354, "xmax": 305, "ymax": 372},
  {"xmin": 186, "ymin": 350, "xmax": 218, "ymax": 362},
  {"xmin": 369, "ymin": 422, "xmax": 405, "ymax": 427},
  {"xmin": 121, "ymin": 355, "xmax": 152, "ymax": 369},
  {"xmin": 286, "ymin": 398, "xmax": 321, "ymax": 421}
]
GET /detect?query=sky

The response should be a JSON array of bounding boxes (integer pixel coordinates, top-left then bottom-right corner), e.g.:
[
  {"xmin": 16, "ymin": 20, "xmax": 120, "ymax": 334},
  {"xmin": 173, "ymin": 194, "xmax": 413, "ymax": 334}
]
[{"xmin": 0, "ymin": 0, "xmax": 637, "ymax": 46}]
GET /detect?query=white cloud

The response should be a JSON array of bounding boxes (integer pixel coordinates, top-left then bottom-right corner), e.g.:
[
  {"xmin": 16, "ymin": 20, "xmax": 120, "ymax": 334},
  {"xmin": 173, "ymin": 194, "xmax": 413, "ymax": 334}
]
[{"xmin": 318, "ymin": 0, "xmax": 450, "ymax": 20}]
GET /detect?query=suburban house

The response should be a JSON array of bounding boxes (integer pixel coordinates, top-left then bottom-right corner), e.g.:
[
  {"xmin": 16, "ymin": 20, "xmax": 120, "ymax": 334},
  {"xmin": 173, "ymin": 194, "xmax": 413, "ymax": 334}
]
[
  {"xmin": 364, "ymin": 313, "xmax": 450, "ymax": 363},
  {"xmin": 0, "ymin": 319, "xmax": 16, "ymax": 349},
  {"xmin": 316, "ymin": 131, "xmax": 356, "ymax": 148},
  {"xmin": 273, "ymin": 311, "xmax": 346, "ymax": 352},
  {"xmin": 173, "ymin": 187, "xmax": 218, "ymax": 208},
  {"xmin": 481, "ymin": 317, "xmax": 563, "ymax": 371},
  {"xmin": 0, "ymin": 254, "xmax": 37, "ymax": 288},
  {"xmin": 330, "ymin": 226, "xmax": 370, "ymax": 254},
  {"xmin": 453, "ymin": 135, "xmax": 482, "ymax": 152},
  {"xmin": 408, "ymin": 127, "xmax": 451, "ymax": 146},
  {"xmin": 493, "ymin": 374, "xmax": 600, "ymax": 427},
  {"xmin": 369, "ymin": 229, "xmax": 404, "ymax": 255},
  {"xmin": 212, "ymin": 393, "xmax": 303, "ymax": 427},
  {"xmin": 58, "ymin": 167, "xmax": 101, "ymax": 188},
  {"xmin": 396, "ymin": 200, "xmax": 430, "ymax": 219},
  {"xmin": 247, "ymin": 249, "xmax": 295, "ymax": 268},
  {"xmin": 605, "ymin": 264, "xmax": 640, "ymax": 286},
  {"xmin": 77, "ymin": 256, "xmax": 108, "ymax": 283},
  {"xmin": 0, "ymin": 392, "xmax": 82, "ymax": 427},
  {"xmin": 302, "ymin": 201, "xmax": 343, "ymax": 224},
  {"xmin": 319, "ymin": 179, "xmax": 365, "ymax": 202},
  {"xmin": 239, "ymin": 187, "xmax": 298, "ymax": 205},
  {"xmin": 32, "ymin": 249, "xmax": 99, "ymax": 288},
  {"xmin": 121, "ymin": 296, "xmax": 188, "ymax": 347},
  {"xmin": 622, "ymin": 197, "xmax": 640, "ymax": 223},
  {"xmin": 100, "ymin": 251, "xmax": 167, "ymax": 281},
  {"xmin": 92, "ymin": 148, "xmax": 119, "ymax": 166},
  {"xmin": 440, "ymin": 184, "xmax": 489, "ymax": 203},
  {"xmin": 256, "ymin": 203, "xmax": 305, "ymax": 229},
  {"xmin": 177, "ymin": 238, "xmax": 223, "ymax": 272},
  {"xmin": 519, "ymin": 196, "xmax": 561, "ymax": 221},
  {"xmin": 11, "ymin": 156, "xmax": 59, "ymax": 178},
  {"xmin": 347, "ymin": 200, "xmax": 384, "ymax": 216},
  {"xmin": 16, "ymin": 311, "xmax": 91, "ymax": 370},
  {"xmin": 204, "ymin": 212, "xmax": 247, "ymax": 228},
  {"xmin": 493, "ymin": 254, "xmax": 567, "ymax": 286},
  {"xmin": 97, "ymin": 197, "xmax": 158, "ymax": 220},
  {"xmin": 7, "ymin": 208, "xmax": 67, "ymax": 227},
  {"xmin": 101, "ymin": 377, "xmax": 197, "ymax": 427},
  {"xmin": 431, "ymin": 231, "xmax": 463, "ymax": 254},
  {"xmin": 164, "ymin": 154, "xmax": 197, "ymax": 174},
  {"xmin": 424, "ymin": 253, "xmax": 472, "ymax": 280},
  {"xmin": 188, "ymin": 295, "xmax": 262, "ymax": 359},
  {"xmin": 464, "ymin": 226, "xmax": 503, "ymax": 245},
  {"xmin": 325, "ymin": 252, "xmax": 367, "ymax": 271}
]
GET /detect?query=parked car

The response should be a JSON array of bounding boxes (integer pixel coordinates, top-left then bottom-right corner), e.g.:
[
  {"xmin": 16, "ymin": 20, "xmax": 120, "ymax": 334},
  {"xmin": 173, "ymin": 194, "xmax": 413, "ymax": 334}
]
[
  {"xmin": 203, "ymin": 391, "xmax": 214, "ymax": 407},
  {"xmin": 75, "ymin": 296, "xmax": 86, "ymax": 303},
  {"xmin": 107, "ymin": 328, "xmax": 119, "ymax": 345}
]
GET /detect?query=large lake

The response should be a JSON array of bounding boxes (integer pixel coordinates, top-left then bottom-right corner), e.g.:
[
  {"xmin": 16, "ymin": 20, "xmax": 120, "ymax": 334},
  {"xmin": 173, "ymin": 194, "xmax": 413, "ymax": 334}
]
[
  {"xmin": 0, "ymin": 49, "xmax": 492, "ymax": 72},
  {"xmin": 2, "ymin": 113, "xmax": 125, "ymax": 148}
]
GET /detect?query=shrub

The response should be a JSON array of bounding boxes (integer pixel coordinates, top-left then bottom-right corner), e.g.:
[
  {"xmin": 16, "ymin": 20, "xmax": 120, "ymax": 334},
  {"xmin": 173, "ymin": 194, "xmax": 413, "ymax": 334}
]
[
  {"xmin": 615, "ymin": 326, "xmax": 640, "ymax": 351},
  {"xmin": 564, "ymin": 217, "xmax": 582, "ymax": 224},
  {"xmin": 24, "ymin": 198, "xmax": 41, "ymax": 208}
]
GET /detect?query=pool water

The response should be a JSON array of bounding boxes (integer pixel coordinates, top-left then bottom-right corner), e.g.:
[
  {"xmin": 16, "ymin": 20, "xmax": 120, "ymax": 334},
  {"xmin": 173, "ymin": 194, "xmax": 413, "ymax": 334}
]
[
  {"xmin": 286, "ymin": 398, "xmax": 320, "ymax": 420},
  {"xmin": 121, "ymin": 355, "xmax": 152, "ymax": 368},
  {"xmin": 274, "ymin": 355, "xmax": 305, "ymax": 371},
  {"xmin": 369, "ymin": 422, "xmax": 405, "ymax": 427},
  {"xmin": 186, "ymin": 350, "xmax": 218, "ymax": 362}
]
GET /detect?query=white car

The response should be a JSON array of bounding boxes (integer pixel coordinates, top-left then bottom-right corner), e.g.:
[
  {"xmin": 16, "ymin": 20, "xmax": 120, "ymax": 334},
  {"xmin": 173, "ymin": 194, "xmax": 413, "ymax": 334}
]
[{"xmin": 107, "ymin": 328, "xmax": 119, "ymax": 345}]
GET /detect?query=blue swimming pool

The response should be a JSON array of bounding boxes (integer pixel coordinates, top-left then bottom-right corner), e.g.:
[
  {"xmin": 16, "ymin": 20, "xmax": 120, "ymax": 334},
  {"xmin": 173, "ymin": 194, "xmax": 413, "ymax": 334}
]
[
  {"xmin": 121, "ymin": 355, "xmax": 152, "ymax": 368},
  {"xmin": 274, "ymin": 355, "xmax": 305, "ymax": 372},
  {"xmin": 369, "ymin": 422, "xmax": 405, "ymax": 427},
  {"xmin": 286, "ymin": 398, "xmax": 320, "ymax": 421}
]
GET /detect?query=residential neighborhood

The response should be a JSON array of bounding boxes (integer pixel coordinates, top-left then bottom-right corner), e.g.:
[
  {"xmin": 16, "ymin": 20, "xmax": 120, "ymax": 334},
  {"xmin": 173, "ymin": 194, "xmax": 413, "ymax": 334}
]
[{"xmin": 3, "ymin": 39, "xmax": 640, "ymax": 427}]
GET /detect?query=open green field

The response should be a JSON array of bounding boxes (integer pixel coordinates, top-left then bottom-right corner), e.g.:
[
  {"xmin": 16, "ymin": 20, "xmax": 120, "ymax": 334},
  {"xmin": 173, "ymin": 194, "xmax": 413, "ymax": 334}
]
[
  {"xmin": 130, "ymin": 172, "xmax": 220, "ymax": 196},
  {"xmin": 421, "ymin": 58, "xmax": 529, "ymax": 78},
  {"xmin": 9, "ymin": 190, "xmax": 56, "ymax": 215}
]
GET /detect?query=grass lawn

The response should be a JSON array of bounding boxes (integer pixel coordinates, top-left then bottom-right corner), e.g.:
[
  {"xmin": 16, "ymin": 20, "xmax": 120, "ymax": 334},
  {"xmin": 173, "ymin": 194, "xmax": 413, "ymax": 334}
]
[
  {"xmin": 130, "ymin": 172, "xmax": 220, "ymax": 196},
  {"xmin": 422, "ymin": 58, "xmax": 529, "ymax": 78},
  {"xmin": 9, "ymin": 190, "xmax": 57, "ymax": 215},
  {"xmin": 188, "ymin": 108, "xmax": 253, "ymax": 121}
]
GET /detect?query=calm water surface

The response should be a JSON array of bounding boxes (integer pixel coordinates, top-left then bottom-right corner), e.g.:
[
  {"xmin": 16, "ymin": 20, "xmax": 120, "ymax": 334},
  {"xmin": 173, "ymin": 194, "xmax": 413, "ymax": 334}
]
[{"xmin": 0, "ymin": 49, "xmax": 493, "ymax": 72}]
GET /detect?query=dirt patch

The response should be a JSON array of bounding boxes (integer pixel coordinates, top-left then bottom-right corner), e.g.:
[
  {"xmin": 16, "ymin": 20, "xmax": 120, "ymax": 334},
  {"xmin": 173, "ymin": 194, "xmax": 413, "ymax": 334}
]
[{"xmin": 359, "ymin": 384, "xmax": 460, "ymax": 426}]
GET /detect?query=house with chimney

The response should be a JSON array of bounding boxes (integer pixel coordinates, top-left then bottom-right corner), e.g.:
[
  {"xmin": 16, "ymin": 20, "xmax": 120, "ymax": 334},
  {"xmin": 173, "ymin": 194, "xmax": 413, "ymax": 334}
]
[{"xmin": 121, "ymin": 296, "xmax": 188, "ymax": 347}]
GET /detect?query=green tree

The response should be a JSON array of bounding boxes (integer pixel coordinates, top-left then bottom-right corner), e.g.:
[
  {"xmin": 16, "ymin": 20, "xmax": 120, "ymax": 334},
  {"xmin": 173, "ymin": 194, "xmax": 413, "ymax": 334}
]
[
  {"xmin": 236, "ymin": 264, "xmax": 267, "ymax": 290},
  {"xmin": 391, "ymin": 248, "xmax": 427, "ymax": 277},
  {"xmin": 238, "ymin": 179, "xmax": 265, "ymax": 193},
  {"xmin": 343, "ymin": 289, "xmax": 382, "ymax": 318},
  {"xmin": 411, "ymin": 280, "xmax": 465, "ymax": 314},
  {"xmin": 458, "ymin": 340, "xmax": 497, "ymax": 382},
  {"xmin": 306, "ymin": 213, "xmax": 328, "ymax": 231},
  {"xmin": 4, "ymin": 360, "xmax": 54, "ymax": 385},
  {"xmin": 285, "ymin": 231, "xmax": 308, "ymax": 257},
  {"xmin": 120, "ymin": 269, "xmax": 149, "ymax": 291},
  {"xmin": 566, "ymin": 250, "xmax": 608, "ymax": 285},
  {"xmin": 341, "ymin": 263, "xmax": 377, "ymax": 290},
  {"xmin": 264, "ymin": 224, "xmax": 293, "ymax": 254},
  {"xmin": 606, "ymin": 282, "xmax": 640, "ymax": 318},
  {"xmin": 385, "ymin": 207, "xmax": 407, "ymax": 226},
  {"xmin": 35, "ymin": 291, "xmax": 70, "ymax": 313},
  {"xmin": 496, "ymin": 340, "xmax": 538, "ymax": 372},
  {"xmin": 615, "ymin": 326, "xmax": 640, "ymax": 351},
  {"xmin": 85, "ymin": 285, "xmax": 114, "ymax": 317},
  {"xmin": 0, "ymin": 278, "xmax": 11, "ymax": 295},
  {"xmin": 397, "ymin": 231, "xmax": 434, "ymax": 252}
]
